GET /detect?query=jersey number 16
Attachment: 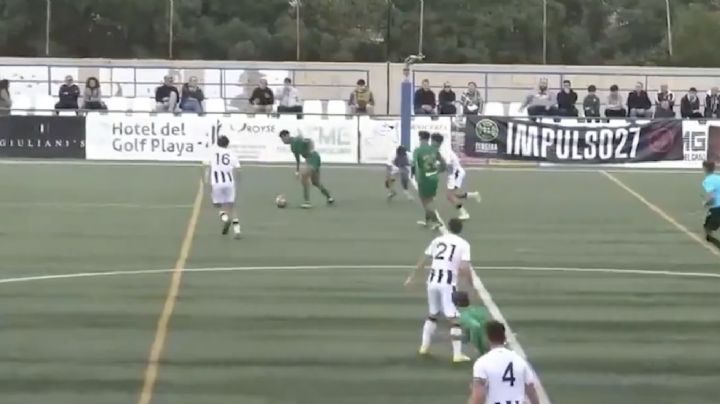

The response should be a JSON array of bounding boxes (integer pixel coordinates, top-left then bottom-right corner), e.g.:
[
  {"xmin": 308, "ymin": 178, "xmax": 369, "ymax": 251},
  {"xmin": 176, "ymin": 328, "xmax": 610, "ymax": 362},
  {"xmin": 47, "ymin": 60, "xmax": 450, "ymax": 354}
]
[{"xmin": 216, "ymin": 153, "xmax": 231, "ymax": 165}]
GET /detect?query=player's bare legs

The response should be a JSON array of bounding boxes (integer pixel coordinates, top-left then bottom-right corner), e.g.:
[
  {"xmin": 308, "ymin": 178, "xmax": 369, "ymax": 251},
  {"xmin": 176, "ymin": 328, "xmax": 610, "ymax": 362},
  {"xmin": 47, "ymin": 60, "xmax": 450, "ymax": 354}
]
[
  {"xmin": 299, "ymin": 167, "xmax": 313, "ymax": 208},
  {"xmin": 310, "ymin": 170, "xmax": 334, "ymax": 205},
  {"xmin": 219, "ymin": 202, "xmax": 241, "ymax": 238},
  {"xmin": 418, "ymin": 197, "xmax": 441, "ymax": 230},
  {"xmin": 385, "ymin": 167, "xmax": 397, "ymax": 200},
  {"xmin": 419, "ymin": 315, "xmax": 437, "ymax": 355}
]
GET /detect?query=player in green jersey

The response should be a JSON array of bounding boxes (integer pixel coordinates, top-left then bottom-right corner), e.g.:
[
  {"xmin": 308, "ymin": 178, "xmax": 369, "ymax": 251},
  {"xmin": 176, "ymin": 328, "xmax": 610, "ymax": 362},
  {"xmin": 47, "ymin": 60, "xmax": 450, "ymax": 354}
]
[
  {"xmin": 452, "ymin": 290, "xmax": 490, "ymax": 355},
  {"xmin": 279, "ymin": 130, "xmax": 334, "ymax": 208},
  {"xmin": 412, "ymin": 131, "xmax": 445, "ymax": 230}
]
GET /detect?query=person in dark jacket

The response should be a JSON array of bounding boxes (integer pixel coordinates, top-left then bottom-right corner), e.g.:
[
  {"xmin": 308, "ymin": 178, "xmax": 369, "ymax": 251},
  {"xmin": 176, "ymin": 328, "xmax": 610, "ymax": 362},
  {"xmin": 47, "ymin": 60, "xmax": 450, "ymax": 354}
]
[
  {"xmin": 556, "ymin": 80, "xmax": 578, "ymax": 116},
  {"xmin": 180, "ymin": 76, "xmax": 205, "ymax": 113},
  {"xmin": 681, "ymin": 88, "xmax": 703, "ymax": 118},
  {"xmin": 655, "ymin": 84, "xmax": 675, "ymax": 115},
  {"xmin": 155, "ymin": 75, "xmax": 180, "ymax": 112},
  {"xmin": 249, "ymin": 79, "xmax": 274, "ymax": 113},
  {"xmin": 437, "ymin": 82, "xmax": 457, "ymax": 115},
  {"xmin": 627, "ymin": 82, "xmax": 652, "ymax": 117},
  {"xmin": 414, "ymin": 79, "xmax": 436, "ymax": 114},
  {"xmin": 583, "ymin": 85, "xmax": 600, "ymax": 118},
  {"xmin": 55, "ymin": 75, "xmax": 80, "ymax": 111},
  {"xmin": 705, "ymin": 87, "xmax": 720, "ymax": 118}
]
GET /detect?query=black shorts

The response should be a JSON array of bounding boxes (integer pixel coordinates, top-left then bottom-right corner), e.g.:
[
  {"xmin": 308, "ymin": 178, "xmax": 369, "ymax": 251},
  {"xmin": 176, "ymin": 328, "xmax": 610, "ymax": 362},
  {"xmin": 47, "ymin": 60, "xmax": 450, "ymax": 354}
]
[{"xmin": 704, "ymin": 207, "xmax": 720, "ymax": 231}]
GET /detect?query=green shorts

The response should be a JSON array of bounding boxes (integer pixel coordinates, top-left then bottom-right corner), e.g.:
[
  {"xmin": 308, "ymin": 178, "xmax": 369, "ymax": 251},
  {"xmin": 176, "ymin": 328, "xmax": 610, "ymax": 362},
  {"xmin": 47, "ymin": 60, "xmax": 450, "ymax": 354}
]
[
  {"xmin": 305, "ymin": 151, "xmax": 321, "ymax": 171},
  {"xmin": 417, "ymin": 177, "xmax": 438, "ymax": 199}
]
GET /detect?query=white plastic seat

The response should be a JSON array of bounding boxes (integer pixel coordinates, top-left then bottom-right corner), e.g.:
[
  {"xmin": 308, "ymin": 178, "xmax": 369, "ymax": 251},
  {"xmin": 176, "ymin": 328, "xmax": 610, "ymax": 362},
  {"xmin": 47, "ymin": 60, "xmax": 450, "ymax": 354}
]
[
  {"xmin": 34, "ymin": 95, "xmax": 56, "ymax": 115},
  {"xmin": 11, "ymin": 94, "xmax": 33, "ymax": 115},
  {"xmin": 507, "ymin": 102, "xmax": 526, "ymax": 117},
  {"xmin": 327, "ymin": 100, "xmax": 348, "ymax": 115},
  {"xmin": 105, "ymin": 97, "xmax": 130, "ymax": 113},
  {"xmin": 204, "ymin": 98, "xmax": 226, "ymax": 114},
  {"xmin": 482, "ymin": 101, "xmax": 505, "ymax": 117},
  {"xmin": 130, "ymin": 97, "xmax": 154, "ymax": 113},
  {"xmin": 303, "ymin": 100, "xmax": 323, "ymax": 115}
]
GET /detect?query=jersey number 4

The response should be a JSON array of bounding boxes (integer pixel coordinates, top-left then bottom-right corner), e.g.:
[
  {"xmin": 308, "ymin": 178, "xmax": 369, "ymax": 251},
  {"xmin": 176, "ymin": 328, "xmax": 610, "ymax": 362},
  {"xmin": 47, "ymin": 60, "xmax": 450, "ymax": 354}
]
[
  {"xmin": 434, "ymin": 242, "xmax": 457, "ymax": 261},
  {"xmin": 502, "ymin": 362, "xmax": 516, "ymax": 386},
  {"xmin": 216, "ymin": 153, "xmax": 231, "ymax": 165}
]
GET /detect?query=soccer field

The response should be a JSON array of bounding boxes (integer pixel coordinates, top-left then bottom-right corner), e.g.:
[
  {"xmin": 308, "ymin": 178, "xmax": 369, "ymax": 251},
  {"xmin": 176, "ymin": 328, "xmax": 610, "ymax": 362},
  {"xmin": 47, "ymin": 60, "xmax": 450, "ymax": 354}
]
[{"xmin": 0, "ymin": 161, "xmax": 719, "ymax": 404}]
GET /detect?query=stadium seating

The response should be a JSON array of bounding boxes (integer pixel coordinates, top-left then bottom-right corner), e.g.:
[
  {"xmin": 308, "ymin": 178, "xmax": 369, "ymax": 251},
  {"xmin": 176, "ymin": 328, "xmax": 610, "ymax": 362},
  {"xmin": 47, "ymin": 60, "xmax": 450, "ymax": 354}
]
[
  {"xmin": 483, "ymin": 101, "xmax": 505, "ymax": 117},
  {"xmin": 11, "ymin": 94, "xmax": 32, "ymax": 115},
  {"xmin": 326, "ymin": 100, "xmax": 348, "ymax": 115},
  {"xmin": 34, "ymin": 95, "xmax": 56, "ymax": 115},
  {"xmin": 105, "ymin": 97, "xmax": 129, "ymax": 112},
  {"xmin": 507, "ymin": 102, "xmax": 526, "ymax": 117},
  {"xmin": 130, "ymin": 97, "xmax": 154, "ymax": 113},
  {"xmin": 204, "ymin": 98, "xmax": 226, "ymax": 114},
  {"xmin": 303, "ymin": 100, "xmax": 323, "ymax": 115}
]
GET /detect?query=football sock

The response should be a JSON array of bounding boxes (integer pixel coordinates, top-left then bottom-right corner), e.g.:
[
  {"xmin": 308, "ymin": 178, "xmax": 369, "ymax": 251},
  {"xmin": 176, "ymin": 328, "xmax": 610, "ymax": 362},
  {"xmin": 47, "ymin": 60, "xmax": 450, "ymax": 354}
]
[
  {"xmin": 302, "ymin": 182, "xmax": 310, "ymax": 202},
  {"xmin": 457, "ymin": 192, "xmax": 468, "ymax": 199},
  {"xmin": 421, "ymin": 319, "xmax": 437, "ymax": 348},
  {"xmin": 450, "ymin": 326, "xmax": 463, "ymax": 356},
  {"xmin": 232, "ymin": 219, "xmax": 240, "ymax": 234}
]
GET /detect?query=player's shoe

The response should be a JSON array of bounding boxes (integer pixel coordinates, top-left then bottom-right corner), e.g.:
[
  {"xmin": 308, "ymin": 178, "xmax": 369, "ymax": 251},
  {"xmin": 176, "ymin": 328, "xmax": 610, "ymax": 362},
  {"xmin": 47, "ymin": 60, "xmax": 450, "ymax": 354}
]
[
  {"xmin": 430, "ymin": 222, "xmax": 442, "ymax": 231},
  {"xmin": 458, "ymin": 207, "xmax": 470, "ymax": 220},
  {"xmin": 387, "ymin": 190, "xmax": 397, "ymax": 201},
  {"xmin": 467, "ymin": 191, "xmax": 482, "ymax": 203},
  {"xmin": 301, "ymin": 202, "xmax": 313, "ymax": 209},
  {"xmin": 327, "ymin": 197, "xmax": 335, "ymax": 205},
  {"xmin": 418, "ymin": 346, "xmax": 430, "ymax": 356},
  {"xmin": 221, "ymin": 220, "xmax": 231, "ymax": 235},
  {"xmin": 403, "ymin": 190, "xmax": 414, "ymax": 201},
  {"xmin": 416, "ymin": 220, "xmax": 428, "ymax": 227},
  {"xmin": 452, "ymin": 354, "xmax": 472, "ymax": 363},
  {"xmin": 233, "ymin": 230, "xmax": 242, "ymax": 239}
]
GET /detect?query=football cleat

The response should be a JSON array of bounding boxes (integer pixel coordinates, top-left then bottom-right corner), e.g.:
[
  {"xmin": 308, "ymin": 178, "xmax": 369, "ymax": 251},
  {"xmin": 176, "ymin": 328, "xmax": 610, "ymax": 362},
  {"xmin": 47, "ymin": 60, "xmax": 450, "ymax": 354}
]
[{"xmin": 452, "ymin": 354, "xmax": 472, "ymax": 363}]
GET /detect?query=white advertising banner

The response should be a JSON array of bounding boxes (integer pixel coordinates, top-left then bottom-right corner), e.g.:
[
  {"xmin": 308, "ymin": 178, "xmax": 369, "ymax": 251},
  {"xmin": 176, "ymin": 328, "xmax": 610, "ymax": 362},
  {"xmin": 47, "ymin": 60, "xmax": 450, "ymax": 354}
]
[
  {"xmin": 216, "ymin": 115, "xmax": 358, "ymax": 163},
  {"xmin": 86, "ymin": 113, "xmax": 215, "ymax": 161},
  {"xmin": 358, "ymin": 116, "xmax": 453, "ymax": 164},
  {"xmin": 86, "ymin": 114, "xmax": 359, "ymax": 163}
]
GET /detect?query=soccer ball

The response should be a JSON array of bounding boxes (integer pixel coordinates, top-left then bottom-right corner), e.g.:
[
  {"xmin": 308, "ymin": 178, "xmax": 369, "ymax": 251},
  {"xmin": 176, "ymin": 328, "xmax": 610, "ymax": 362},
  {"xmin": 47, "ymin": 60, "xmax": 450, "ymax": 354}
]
[{"xmin": 275, "ymin": 194, "xmax": 287, "ymax": 208}]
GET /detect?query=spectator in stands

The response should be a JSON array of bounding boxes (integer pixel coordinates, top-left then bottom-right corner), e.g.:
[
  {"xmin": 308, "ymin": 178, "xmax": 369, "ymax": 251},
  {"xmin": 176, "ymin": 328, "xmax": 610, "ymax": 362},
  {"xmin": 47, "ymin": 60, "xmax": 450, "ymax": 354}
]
[
  {"xmin": 82, "ymin": 77, "xmax": 106, "ymax": 110},
  {"xmin": 55, "ymin": 75, "xmax": 80, "ymax": 111},
  {"xmin": 276, "ymin": 78, "xmax": 303, "ymax": 113},
  {"xmin": 460, "ymin": 81, "xmax": 483, "ymax": 115},
  {"xmin": 349, "ymin": 79, "xmax": 375, "ymax": 114},
  {"xmin": 655, "ymin": 84, "xmax": 675, "ymax": 115},
  {"xmin": 155, "ymin": 75, "xmax": 180, "ymax": 113},
  {"xmin": 180, "ymin": 76, "xmax": 205, "ymax": 114},
  {"xmin": 705, "ymin": 87, "xmax": 720, "ymax": 118},
  {"xmin": 521, "ymin": 78, "xmax": 556, "ymax": 116},
  {"xmin": 0, "ymin": 79, "xmax": 11, "ymax": 115},
  {"xmin": 414, "ymin": 79, "xmax": 436, "ymax": 114},
  {"xmin": 583, "ymin": 85, "xmax": 600, "ymax": 118},
  {"xmin": 556, "ymin": 80, "xmax": 578, "ymax": 116},
  {"xmin": 654, "ymin": 100, "xmax": 675, "ymax": 118},
  {"xmin": 438, "ymin": 82, "xmax": 457, "ymax": 115},
  {"xmin": 605, "ymin": 85, "xmax": 626, "ymax": 117},
  {"xmin": 627, "ymin": 82, "xmax": 652, "ymax": 118},
  {"xmin": 249, "ymin": 79, "xmax": 274, "ymax": 113},
  {"xmin": 681, "ymin": 87, "xmax": 703, "ymax": 118}
]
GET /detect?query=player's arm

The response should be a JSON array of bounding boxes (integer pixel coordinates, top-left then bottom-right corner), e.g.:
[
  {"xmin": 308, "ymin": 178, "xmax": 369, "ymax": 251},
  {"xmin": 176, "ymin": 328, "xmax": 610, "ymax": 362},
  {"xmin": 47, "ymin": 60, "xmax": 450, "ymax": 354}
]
[
  {"xmin": 526, "ymin": 382, "xmax": 541, "ymax": 404},
  {"xmin": 467, "ymin": 377, "xmax": 488, "ymax": 404},
  {"xmin": 405, "ymin": 252, "xmax": 431, "ymax": 286},
  {"xmin": 703, "ymin": 182, "xmax": 715, "ymax": 207},
  {"xmin": 458, "ymin": 243, "xmax": 473, "ymax": 289},
  {"xmin": 293, "ymin": 152, "xmax": 301, "ymax": 174}
]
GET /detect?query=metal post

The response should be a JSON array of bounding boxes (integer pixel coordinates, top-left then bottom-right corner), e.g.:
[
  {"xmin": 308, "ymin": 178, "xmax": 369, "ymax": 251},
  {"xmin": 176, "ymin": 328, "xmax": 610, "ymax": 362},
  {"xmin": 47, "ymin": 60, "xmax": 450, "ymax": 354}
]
[
  {"xmin": 418, "ymin": 0, "xmax": 424, "ymax": 56},
  {"xmin": 45, "ymin": 0, "xmax": 51, "ymax": 56},
  {"xmin": 542, "ymin": 0, "xmax": 547, "ymax": 64},
  {"xmin": 665, "ymin": 0, "xmax": 673, "ymax": 57},
  {"xmin": 385, "ymin": 0, "xmax": 392, "ymax": 61},
  {"xmin": 295, "ymin": 0, "xmax": 301, "ymax": 61},
  {"xmin": 168, "ymin": 0, "xmax": 174, "ymax": 58}
]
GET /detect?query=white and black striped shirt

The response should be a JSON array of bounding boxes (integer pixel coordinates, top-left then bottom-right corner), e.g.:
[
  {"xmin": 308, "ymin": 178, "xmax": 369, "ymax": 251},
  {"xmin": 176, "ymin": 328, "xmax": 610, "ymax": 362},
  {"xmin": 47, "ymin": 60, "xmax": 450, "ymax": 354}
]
[
  {"xmin": 208, "ymin": 147, "xmax": 240, "ymax": 186},
  {"xmin": 424, "ymin": 234, "xmax": 471, "ymax": 287}
]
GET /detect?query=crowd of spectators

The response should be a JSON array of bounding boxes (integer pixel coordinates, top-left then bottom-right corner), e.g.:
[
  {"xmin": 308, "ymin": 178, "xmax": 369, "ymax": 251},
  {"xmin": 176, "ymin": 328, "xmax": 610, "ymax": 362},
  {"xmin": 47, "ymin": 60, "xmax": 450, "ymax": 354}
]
[{"xmin": 1, "ymin": 73, "xmax": 720, "ymax": 119}]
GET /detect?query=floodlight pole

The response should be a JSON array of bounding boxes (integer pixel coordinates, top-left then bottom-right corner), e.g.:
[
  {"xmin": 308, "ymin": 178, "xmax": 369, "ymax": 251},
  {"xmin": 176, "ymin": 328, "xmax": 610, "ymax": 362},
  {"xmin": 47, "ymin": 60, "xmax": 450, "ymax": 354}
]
[
  {"xmin": 665, "ymin": 0, "xmax": 673, "ymax": 57},
  {"xmin": 542, "ymin": 0, "xmax": 547, "ymax": 64},
  {"xmin": 168, "ymin": 0, "xmax": 175, "ymax": 58},
  {"xmin": 45, "ymin": 0, "xmax": 51, "ymax": 56},
  {"xmin": 296, "ymin": 0, "xmax": 302, "ymax": 61},
  {"xmin": 418, "ymin": 0, "xmax": 424, "ymax": 56}
]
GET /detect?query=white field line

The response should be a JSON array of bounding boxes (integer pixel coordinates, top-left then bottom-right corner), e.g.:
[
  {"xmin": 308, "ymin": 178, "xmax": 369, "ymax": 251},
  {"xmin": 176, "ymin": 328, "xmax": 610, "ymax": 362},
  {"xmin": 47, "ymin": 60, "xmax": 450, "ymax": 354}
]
[
  {"xmin": 0, "ymin": 201, "xmax": 192, "ymax": 209},
  {"xmin": 408, "ymin": 177, "xmax": 553, "ymax": 404},
  {"xmin": 0, "ymin": 158, "xmax": 701, "ymax": 174},
  {"xmin": 1, "ymin": 264, "xmax": 719, "ymax": 286}
]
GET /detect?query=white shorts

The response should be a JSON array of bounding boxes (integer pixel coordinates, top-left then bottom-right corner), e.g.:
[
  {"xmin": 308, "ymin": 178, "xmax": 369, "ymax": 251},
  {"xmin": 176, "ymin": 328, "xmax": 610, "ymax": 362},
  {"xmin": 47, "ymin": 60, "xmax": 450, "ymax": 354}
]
[
  {"xmin": 447, "ymin": 168, "xmax": 466, "ymax": 190},
  {"xmin": 426, "ymin": 283, "xmax": 458, "ymax": 318},
  {"xmin": 211, "ymin": 183, "xmax": 236, "ymax": 205}
]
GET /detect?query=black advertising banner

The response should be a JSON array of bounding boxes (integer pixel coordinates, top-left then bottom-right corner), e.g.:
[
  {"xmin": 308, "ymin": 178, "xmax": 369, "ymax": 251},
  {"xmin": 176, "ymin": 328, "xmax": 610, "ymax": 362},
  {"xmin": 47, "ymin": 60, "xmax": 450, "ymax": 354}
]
[
  {"xmin": 465, "ymin": 117, "xmax": 684, "ymax": 163},
  {"xmin": 0, "ymin": 116, "xmax": 86, "ymax": 158}
]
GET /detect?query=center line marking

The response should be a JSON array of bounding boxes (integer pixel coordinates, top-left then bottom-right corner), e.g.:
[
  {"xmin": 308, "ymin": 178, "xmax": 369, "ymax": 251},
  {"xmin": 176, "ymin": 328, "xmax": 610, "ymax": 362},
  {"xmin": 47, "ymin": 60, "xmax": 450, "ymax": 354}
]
[
  {"xmin": 601, "ymin": 170, "xmax": 720, "ymax": 258},
  {"xmin": 137, "ymin": 179, "xmax": 204, "ymax": 404}
]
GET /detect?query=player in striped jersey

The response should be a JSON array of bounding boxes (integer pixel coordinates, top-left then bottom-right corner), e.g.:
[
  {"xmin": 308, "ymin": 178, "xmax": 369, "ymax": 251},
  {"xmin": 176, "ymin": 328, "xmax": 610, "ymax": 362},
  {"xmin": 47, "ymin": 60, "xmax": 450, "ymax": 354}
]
[
  {"xmin": 404, "ymin": 218, "xmax": 473, "ymax": 363},
  {"xmin": 468, "ymin": 321, "xmax": 540, "ymax": 404},
  {"xmin": 430, "ymin": 133, "xmax": 481, "ymax": 221},
  {"xmin": 385, "ymin": 145, "xmax": 414, "ymax": 201},
  {"xmin": 205, "ymin": 135, "xmax": 241, "ymax": 238}
]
